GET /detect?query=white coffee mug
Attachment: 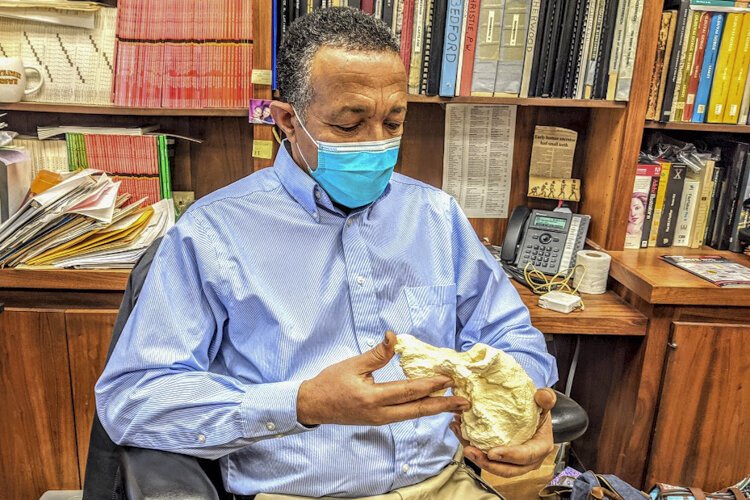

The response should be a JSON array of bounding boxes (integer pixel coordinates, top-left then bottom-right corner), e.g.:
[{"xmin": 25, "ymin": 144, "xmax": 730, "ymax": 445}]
[{"xmin": 0, "ymin": 57, "xmax": 44, "ymax": 103}]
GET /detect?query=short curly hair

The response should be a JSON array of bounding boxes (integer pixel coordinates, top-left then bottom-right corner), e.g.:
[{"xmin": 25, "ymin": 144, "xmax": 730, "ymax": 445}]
[{"xmin": 276, "ymin": 7, "xmax": 400, "ymax": 118}]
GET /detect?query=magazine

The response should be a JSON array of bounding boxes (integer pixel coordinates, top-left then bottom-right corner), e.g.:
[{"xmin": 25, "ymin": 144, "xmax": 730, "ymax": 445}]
[{"xmin": 661, "ymin": 255, "xmax": 750, "ymax": 288}]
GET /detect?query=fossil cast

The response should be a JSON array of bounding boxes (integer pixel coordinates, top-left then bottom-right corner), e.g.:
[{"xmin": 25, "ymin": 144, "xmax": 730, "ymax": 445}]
[{"xmin": 394, "ymin": 334, "xmax": 539, "ymax": 451}]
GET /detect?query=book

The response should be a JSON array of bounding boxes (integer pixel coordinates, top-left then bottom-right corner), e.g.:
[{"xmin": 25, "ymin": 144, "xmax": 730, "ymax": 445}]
[
  {"xmin": 583, "ymin": 0, "xmax": 607, "ymax": 98},
  {"xmin": 563, "ymin": 0, "xmax": 590, "ymax": 99},
  {"xmin": 626, "ymin": 162, "xmax": 661, "ymax": 249},
  {"xmin": 682, "ymin": 12, "xmax": 711, "ymax": 121},
  {"xmin": 592, "ymin": 0, "xmax": 620, "ymax": 99},
  {"xmin": 656, "ymin": 162, "xmax": 688, "ymax": 247},
  {"xmin": 573, "ymin": 0, "xmax": 598, "ymax": 99},
  {"xmin": 528, "ymin": 0, "xmax": 552, "ymax": 97},
  {"xmin": 661, "ymin": 0, "xmax": 691, "ymax": 122},
  {"xmin": 707, "ymin": 12, "xmax": 743, "ymax": 122},
  {"xmin": 605, "ymin": 0, "xmax": 630, "ymax": 100},
  {"xmin": 710, "ymin": 140, "xmax": 748, "ymax": 249},
  {"xmin": 494, "ymin": 0, "xmax": 533, "ymax": 96},
  {"xmin": 470, "ymin": 0, "xmax": 505, "ymax": 96},
  {"xmin": 419, "ymin": 0, "xmax": 437, "ymax": 94},
  {"xmin": 425, "ymin": 0, "xmax": 446, "ymax": 95},
  {"xmin": 519, "ymin": 0, "xmax": 543, "ymax": 98},
  {"xmin": 407, "ymin": 0, "xmax": 427, "ymax": 94},
  {"xmin": 551, "ymin": 0, "xmax": 581, "ymax": 98},
  {"xmin": 539, "ymin": 0, "xmax": 566, "ymax": 97},
  {"xmin": 646, "ymin": 11, "xmax": 677, "ymax": 120},
  {"xmin": 705, "ymin": 164, "xmax": 728, "ymax": 246},
  {"xmin": 728, "ymin": 152, "xmax": 750, "ymax": 252},
  {"xmin": 689, "ymin": 158, "xmax": 716, "ymax": 248},
  {"xmin": 614, "ymin": 0, "xmax": 644, "ymax": 101},
  {"xmin": 721, "ymin": 13, "xmax": 750, "ymax": 123},
  {"xmin": 649, "ymin": 161, "xmax": 672, "ymax": 247},
  {"xmin": 739, "ymin": 62, "xmax": 750, "ymax": 123},
  {"xmin": 661, "ymin": 255, "xmax": 750, "ymax": 287},
  {"xmin": 670, "ymin": 10, "xmax": 699, "ymax": 122},
  {"xmin": 642, "ymin": 165, "xmax": 663, "ymax": 248},
  {"xmin": 692, "ymin": 12, "xmax": 725, "ymax": 122},
  {"xmin": 438, "ymin": 0, "xmax": 465, "ymax": 96},
  {"xmin": 399, "ymin": 0, "xmax": 415, "ymax": 71},
  {"xmin": 457, "ymin": 0, "xmax": 480, "ymax": 96},
  {"xmin": 673, "ymin": 178, "xmax": 700, "ymax": 246}
]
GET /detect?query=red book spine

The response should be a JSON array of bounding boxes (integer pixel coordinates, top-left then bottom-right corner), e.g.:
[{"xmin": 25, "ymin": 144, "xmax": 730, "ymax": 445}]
[
  {"xmin": 458, "ymin": 0, "xmax": 480, "ymax": 97},
  {"xmin": 362, "ymin": 0, "xmax": 375, "ymax": 15},
  {"xmin": 683, "ymin": 12, "xmax": 712, "ymax": 122},
  {"xmin": 399, "ymin": 0, "xmax": 415, "ymax": 71}
]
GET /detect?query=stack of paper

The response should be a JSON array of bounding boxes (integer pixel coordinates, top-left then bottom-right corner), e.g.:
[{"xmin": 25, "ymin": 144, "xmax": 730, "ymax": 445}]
[{"xmin": 0, "ymin": 169, "xmax": 173, "ymax": 269}]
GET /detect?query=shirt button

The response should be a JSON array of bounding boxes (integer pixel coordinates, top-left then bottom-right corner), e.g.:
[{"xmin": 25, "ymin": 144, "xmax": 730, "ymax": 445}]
[
  {"xmin": 402, "ymin": 464, "xmax": 410, "ymax": 473},
  {"xmin": 346, "ymin": 219, "xmax": 353, "ymax": 227},
  {"xmin": 197, "ymin": 434, "xmax": 206, "ymax": 443},
  {"xmin": 312, "ymin": 211, "xmax": 318, "ymax": 218},
  {"xmin": 315, "ymin": 190, "xmax": 321, "ymax": 199},
  {"xmin": 366, "ymin": 339, "xmax": 375, "ymax": 347},
  {"xmin": 356, "ymin": 276, "xmax": 365, "ymax": 286},
  {"xmin": 266, "ymin": 422, "xmax": 276, "ymax": 431}
]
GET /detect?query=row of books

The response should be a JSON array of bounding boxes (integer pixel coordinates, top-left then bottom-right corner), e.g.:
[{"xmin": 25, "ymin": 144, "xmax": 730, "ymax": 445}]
[
  {"xmin": 0, "ymin": 168, "xmax": 174, "ymax": 269},
  {"xmin": 113, "ymin": 0, "xmax": 253, "ymax": 108},
  {"xmin": 272, "ymin": 0, "xmax": 646, "ymax": 100},
  {"xmin": 646, "ymin": 1, "xmax": 750, "ymax": 125},
  {"xmin": 66, "ymin": 133, "xmax": 173, "ymax": 202},
  {"xmin": 626, "ymin": 135, "xmax": 750, "ymax": 253},
  {"xmin": 116, "ymin": 0, "xmax": 253, "ymax": 41},
  {"xmin": 113, "ymin": 42, "xmax": 253, "ymax": 108}
]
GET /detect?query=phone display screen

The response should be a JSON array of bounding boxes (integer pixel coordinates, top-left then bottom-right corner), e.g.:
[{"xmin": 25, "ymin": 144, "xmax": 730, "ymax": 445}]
[{"xmin": 534, "ymin": 214, "xmax": 567, "ymax": 230}]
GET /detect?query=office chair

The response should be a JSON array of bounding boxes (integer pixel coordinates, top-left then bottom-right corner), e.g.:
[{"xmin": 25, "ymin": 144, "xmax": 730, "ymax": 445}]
[{"xmin": 64, "ymin": 237, "xmax": 586, "ymax": 500}]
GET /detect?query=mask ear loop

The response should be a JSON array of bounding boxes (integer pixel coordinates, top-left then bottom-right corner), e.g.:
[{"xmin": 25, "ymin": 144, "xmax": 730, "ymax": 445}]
[{"xmin": 291, "ymin": 105, "xmax": 318, "ymax": 172}]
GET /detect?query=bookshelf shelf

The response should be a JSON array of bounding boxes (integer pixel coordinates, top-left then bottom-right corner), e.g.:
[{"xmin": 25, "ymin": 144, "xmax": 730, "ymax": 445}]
[
  {"xmin": 406, "ymin": 94, "xmax": 628, "ymax": 108},
  {"xmin": 0, "ymin": 268, "xmax": 130, "ymax": 291},
  {"xmin": 608, "ymin": 247, "xmax": 750, "ymax": 306},
  {"xmin": 644, "ymin": 121, "xmax": 750, "ymax": 134},
  {"xmin": 0, "ymin": 102, "xmax": 249, "ymax": 117}
]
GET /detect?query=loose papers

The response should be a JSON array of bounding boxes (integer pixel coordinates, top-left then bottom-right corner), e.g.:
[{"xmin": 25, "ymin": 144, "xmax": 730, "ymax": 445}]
[{"xmin": 442, "ymin": 104, "xmax": 516, "ymax": 218}]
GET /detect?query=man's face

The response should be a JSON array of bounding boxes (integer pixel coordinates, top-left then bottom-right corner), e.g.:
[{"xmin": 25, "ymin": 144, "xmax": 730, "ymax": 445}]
[{"xmin": 289, "ymin": 47, "xmax": 407, "ymax": 170}]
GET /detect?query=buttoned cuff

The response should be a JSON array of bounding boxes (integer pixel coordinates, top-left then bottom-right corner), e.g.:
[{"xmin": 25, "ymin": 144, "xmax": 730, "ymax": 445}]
[{"xmin": 240, "ymin": 380, "xmax": 317, "ymax": 439}]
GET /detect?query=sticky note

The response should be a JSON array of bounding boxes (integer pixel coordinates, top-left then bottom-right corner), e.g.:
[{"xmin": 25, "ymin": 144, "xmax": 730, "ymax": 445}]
[
  {"xmin": 252, "ymin": 139, "xmax": 274, "ymax": 159},
  {"xmin": 251, "ymin": 70, "xmax": 272, "ymax": 86}
]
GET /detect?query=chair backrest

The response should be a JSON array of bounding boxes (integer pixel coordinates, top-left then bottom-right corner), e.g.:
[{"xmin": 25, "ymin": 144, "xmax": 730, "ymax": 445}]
[{"xmin": 82, "ymin": 238, "xmax": 227, "ymax": 500}]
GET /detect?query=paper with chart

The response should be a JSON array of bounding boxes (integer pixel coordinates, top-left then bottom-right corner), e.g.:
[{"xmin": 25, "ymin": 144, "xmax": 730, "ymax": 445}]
[{"xmin": 442, "ymin": 104, "xmax": 516, "ymax": 218}]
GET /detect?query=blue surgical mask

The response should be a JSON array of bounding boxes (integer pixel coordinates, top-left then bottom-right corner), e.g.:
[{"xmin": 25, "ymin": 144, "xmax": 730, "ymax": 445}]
[{"xmin": 293, "ymin": 107, "xmax": 401, "ymax": 208}]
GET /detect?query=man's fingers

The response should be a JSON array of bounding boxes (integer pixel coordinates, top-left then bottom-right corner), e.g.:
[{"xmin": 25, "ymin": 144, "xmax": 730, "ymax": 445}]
[
  {"xmin": 450, "ymin": 419, "xmax": 470, "ymax": 448},
  {"xmin": 382, "ymin": 395, "xmax": 470, "ymax": 423},
  {"xmin": 486, "ymin": 418, "xmax": 554, "ymax": 465},
  {"xmin": 353, "ymin": 331, "xmax": 397, "ymax": 373},
  {"xmin": 471, "ymin": 452, "xmax": 545, "ymax": 478},
  {"xmin": 374, "ymin": 376, "xmax": 455, "ymax": 405},
  {"xmin": 534, "ymin": 387, "xmax": 557, "ymax": 412}
]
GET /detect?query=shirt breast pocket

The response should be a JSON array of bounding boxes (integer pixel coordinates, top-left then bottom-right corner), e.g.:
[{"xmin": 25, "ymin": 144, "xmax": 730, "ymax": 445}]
[{"xmin": 403, "ymin": 284, "xmax": 457, "ymax": 347}]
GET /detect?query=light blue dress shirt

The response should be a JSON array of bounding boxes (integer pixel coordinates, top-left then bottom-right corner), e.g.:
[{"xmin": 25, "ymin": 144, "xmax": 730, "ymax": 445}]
[{"xmin": 96, "ymin": 142, "xmax": 558, "ymax": 497}]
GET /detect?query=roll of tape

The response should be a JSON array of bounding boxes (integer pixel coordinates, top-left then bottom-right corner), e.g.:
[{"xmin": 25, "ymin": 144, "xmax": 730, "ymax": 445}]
[{"xmin": 573, "ymin": 250, "xmax": 612, "ymax": 294}]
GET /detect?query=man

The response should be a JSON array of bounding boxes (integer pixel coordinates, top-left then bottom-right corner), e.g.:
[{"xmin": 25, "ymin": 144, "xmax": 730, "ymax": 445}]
[{"xmin": 96, "ymin": 7, "xmax": 558, "ymax": 499}]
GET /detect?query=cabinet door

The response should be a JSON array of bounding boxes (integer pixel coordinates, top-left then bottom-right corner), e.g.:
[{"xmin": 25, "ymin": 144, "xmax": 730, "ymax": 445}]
[
  {"xmin": 0, "ymin": 308, "xmax": 80, "ymax": 499},
  {"xmin": 65, "ymin": 310, "xmax": 117, "ymax": 483},
  {"xmin": 647, "ymin": 322, "xmax": 750, "ymax": 491}
]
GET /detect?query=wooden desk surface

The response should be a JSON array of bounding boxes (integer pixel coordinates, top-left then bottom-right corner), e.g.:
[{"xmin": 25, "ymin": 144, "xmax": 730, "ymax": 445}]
[
  {"xmin": 0, "ymin": 268, "xmax": 647, "ymax": 336},
  {"xmin": 607, "ymin": 247, "xmax": 750, "ymax": 306}
]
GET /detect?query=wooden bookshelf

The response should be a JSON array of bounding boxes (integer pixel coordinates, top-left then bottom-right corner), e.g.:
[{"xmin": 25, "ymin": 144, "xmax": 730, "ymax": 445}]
[
  {"xmin": 406, "ymin": 94, "xmax": 627, "ymax": 108},
  {"xmin": 644, "ymin": 120, "xmax": 750, "ymax": 134},
  {"xmin": 0, "ymin": 102, "xmax": 249, "ymax": 117}
]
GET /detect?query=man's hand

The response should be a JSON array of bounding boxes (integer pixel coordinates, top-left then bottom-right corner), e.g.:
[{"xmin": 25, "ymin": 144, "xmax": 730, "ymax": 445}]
[
  {"xmin": 450, "ymin": 388, "xmax": 557, "ymax": 478},
  {"xmin": 297, "ymin": 331, "xmax": 471, "ymax": 426}
]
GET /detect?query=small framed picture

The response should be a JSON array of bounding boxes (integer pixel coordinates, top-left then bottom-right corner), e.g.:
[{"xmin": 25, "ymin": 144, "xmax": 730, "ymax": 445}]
[{"xmin": 249, "ymin": 99, "xmax": 274, "ymax": 125}]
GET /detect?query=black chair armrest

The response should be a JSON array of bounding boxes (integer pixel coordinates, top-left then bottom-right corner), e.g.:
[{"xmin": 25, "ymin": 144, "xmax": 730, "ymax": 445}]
[
  {"xmin": 551, "ymin": 390, "xmax": 589, "ymax": 443},
  {"xmin": 119, "ymin": 447, "xmax": 220, "ymax": 500}
]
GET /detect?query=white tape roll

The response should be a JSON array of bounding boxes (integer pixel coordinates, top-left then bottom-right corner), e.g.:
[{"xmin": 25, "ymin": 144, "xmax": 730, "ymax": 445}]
[{"xmin": 573, "ymin": 250, "xmax": 611, "ymax": 294}]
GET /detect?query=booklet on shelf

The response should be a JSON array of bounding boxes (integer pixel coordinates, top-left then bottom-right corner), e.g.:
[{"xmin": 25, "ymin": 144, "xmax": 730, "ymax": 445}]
[{"xmin": 661, "ymin": 254, "xmax": 750, "ymax": 288}]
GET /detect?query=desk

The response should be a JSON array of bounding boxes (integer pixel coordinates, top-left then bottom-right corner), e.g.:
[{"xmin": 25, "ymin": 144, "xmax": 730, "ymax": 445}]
[
  {"xmin": 572, "ymin": 248, "xmax": 750, "ymax": 492},
  {"xmin": 0, "ymin": 268, "xmax": 645, "ymax": 499}
]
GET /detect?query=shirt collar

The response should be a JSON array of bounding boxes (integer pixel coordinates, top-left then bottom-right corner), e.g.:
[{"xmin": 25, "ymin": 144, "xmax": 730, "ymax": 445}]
[{"xmin": 273, "ymin": 139, "xmax": 393, "ymax": 222}]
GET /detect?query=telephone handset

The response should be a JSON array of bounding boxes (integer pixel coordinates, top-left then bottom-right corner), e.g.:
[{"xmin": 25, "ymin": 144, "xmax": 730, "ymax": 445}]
[{"xmin": 501, "ymin": 206, "xmax": 591, "ymax": 276}]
